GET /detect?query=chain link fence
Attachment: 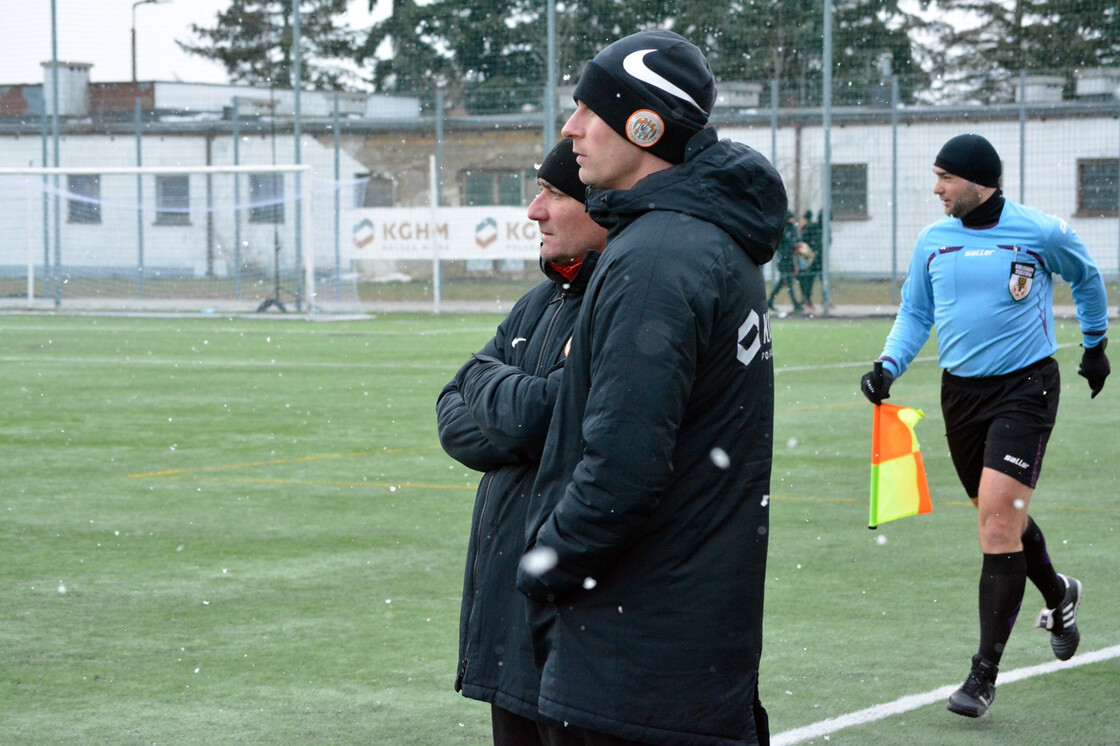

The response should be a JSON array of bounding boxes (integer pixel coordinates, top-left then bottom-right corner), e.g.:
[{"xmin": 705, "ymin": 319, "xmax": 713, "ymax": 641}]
[{"xmin": 2, "ymin": 5, "xmax": 1118, "ymax": 313}]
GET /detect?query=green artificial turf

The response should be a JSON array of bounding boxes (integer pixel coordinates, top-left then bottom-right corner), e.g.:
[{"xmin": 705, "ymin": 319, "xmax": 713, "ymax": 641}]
[{"xmin": 2, "ymin": 313, "xmax": 1116, "ymax": 744}]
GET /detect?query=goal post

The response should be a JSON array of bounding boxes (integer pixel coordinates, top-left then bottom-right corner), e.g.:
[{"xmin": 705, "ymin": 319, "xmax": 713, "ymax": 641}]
[{"xmin": 0, "ymin": 163, "xmax": 315, "ymax": 313}]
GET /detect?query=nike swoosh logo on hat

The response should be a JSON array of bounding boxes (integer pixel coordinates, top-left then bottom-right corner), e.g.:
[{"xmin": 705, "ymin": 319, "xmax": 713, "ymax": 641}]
[{"xmin": 622, "ymin": 49, "xmax": 702, "ymax": 110}]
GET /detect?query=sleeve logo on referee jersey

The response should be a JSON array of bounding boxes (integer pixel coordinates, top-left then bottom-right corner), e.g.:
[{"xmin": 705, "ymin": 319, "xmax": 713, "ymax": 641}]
[{"xmin": 737, "ymin": 310, "xmax": 773, "ymax": 367}]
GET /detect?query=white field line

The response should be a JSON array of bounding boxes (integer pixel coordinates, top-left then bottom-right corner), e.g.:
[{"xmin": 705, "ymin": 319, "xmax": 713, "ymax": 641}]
[{"xmin": 772, "ymin": 644, "xmax": 1120, "ymax": 745}]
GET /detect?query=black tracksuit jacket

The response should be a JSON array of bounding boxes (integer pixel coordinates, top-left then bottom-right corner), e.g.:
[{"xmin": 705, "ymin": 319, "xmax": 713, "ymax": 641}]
[
  {"xmin": 436, "ymin": 253, "xmax": 599, "ymax": 720},
  {"xmin": 518, "ymin": 128, "xmax": 787, "ymax": 745}
]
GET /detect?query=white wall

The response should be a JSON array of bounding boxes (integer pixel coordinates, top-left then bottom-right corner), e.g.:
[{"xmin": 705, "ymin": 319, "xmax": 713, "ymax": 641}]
[
  {"xmin": 722, "ymin": 117, "xmax": 1120, "ymax": 276},
  {"xmin": 4, "ymin": 114, "xmax": 1120, "ymax": 279},
  {"xmin": 0, "ymin": 131, "xmax": 370, "ymax": 277}
]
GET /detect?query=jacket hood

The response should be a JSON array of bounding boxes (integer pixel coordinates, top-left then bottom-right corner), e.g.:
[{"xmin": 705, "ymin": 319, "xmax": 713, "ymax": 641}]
[{"xmin": 585, "ymin": 128, "xmax": 787, "ymax": 265}]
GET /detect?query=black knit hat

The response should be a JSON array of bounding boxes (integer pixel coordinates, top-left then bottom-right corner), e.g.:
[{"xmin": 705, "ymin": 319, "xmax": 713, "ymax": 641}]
[
  {"xmin": 573, "ymin": 30, "xmax": 715, "ymax": 165},
  {"xmin": 934, "ymin": 134, "xmax": 1002, "ymax": 188},
  {"xmin": 537, "ymin": 138, "xmax": 586, "ymax": 204}
]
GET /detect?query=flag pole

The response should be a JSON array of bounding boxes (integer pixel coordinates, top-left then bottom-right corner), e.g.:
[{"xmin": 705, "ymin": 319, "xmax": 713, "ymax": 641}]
[{"xmin": 869, "ymin": 387, "xmax": 882, "ymax": 530}]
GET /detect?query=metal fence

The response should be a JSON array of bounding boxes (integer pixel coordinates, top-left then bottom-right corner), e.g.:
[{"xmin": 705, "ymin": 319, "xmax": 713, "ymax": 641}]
[{"xmin": 2, "ymin": 3, "xmax": 1119, "ymax": 314}]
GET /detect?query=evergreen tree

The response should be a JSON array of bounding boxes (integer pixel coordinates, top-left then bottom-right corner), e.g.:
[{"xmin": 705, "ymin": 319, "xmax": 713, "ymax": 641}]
[
  {"xmin": 919, "ymin": 0, "xmax": 1120, "ymax": 103},
  {"xmin": 179, "ymin": 0, "xmax": 1120, "ymax": 108},
  {"xmin": 358, "ymin": 0, "xmax": 456, "ymax": 99},
  {"xmin": 675, "ymin": 0, "xmax": 928, "ymax": 107},
  {"xmin": 551, "ymin": 0, "xmax": 676, "ymax": 84},
  {"xmin": 180, "ymin": 0, "xmax": 357, "ymax": 90},
  {"xmin": 362, "ymin": 0, "xmax": 927, "ymax": 113},
  {"xmin": 359, "ymin": 0, "xmax": 545, "ymax": 113}
]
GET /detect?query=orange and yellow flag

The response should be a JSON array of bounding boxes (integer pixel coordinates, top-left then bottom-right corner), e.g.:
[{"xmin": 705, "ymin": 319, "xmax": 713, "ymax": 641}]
[{"xmin": 869, "ymin": 402, "xmax": 932, "ymax": 529}]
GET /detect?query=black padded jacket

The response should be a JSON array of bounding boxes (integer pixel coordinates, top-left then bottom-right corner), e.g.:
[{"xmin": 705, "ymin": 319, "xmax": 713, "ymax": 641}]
[
  {"xmin": 518, "ymin": 128, "xmax": 786, "ymax": 745},
  {"xmin": 436, "ymin": 252, "xmax": 599, "ymax": 720}
]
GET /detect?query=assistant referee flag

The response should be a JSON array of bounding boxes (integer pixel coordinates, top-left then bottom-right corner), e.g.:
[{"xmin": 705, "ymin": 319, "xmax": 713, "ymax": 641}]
[{"xmin": 869, "ymin": 402, "xmax": 932, "ymax": 529}]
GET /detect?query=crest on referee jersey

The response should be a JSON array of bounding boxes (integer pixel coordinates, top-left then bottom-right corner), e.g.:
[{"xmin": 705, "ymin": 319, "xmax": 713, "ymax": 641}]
[{"xmin": 1009, "ymin": 261, "xmax": 1035, "ymax": 301}]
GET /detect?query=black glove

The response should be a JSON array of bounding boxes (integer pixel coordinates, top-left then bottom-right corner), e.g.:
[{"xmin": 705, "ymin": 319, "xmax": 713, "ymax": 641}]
[
  {"xmin": 1078, "ymin": 337, "xmax": 1110, "ymax": 399},
  {"xmin": 860, "ymin": 361, "xmax": 894, "ymax": 405}
]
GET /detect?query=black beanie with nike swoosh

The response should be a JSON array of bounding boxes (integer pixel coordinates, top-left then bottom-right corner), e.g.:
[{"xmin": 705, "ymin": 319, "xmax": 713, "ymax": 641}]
[{"xmin": 573, "ymin": 30, "xmax": 716, "ymax": 165}]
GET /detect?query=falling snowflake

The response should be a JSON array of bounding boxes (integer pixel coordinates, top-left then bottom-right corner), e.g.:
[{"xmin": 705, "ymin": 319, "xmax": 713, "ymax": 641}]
[
  {"xmin": 710, "ymin": 447, "xmax": 731, "ymax": 469},
  {"xmin": 520, "ymin": 546, "xmax": 558, "ymax": 576}
]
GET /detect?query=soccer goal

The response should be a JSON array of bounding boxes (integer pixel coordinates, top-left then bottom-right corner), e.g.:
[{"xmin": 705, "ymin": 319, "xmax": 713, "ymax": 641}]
[{"xmin": 0, "ymin": 163, "xmax": 318, "ymax": 313}]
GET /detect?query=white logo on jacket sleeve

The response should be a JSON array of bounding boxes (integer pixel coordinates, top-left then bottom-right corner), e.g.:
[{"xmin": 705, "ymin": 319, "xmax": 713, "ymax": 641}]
[
  {"xmin": 511, "ymin": 337, "xmax": 527, "ymax": 348},
  {"xmin": 737, "ymin": 310, "xmax": 773, "ymax": 367}
]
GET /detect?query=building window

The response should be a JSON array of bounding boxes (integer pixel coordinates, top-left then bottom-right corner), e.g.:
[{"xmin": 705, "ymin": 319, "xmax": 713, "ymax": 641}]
[
  {"xmin": 355, "ymin": 172, "xmax": 394, "ymax": 207},
  {"xmin": 460, "ymin": 168, "xmax": 536, "ymax": 206},
  {"xmin": 1077, "ymin": 159, "xmax": 1119, "ymax": 217},
  {"xmin": 249, "ymin": 172, "xmax": 284, "ymax": 223},
  {"xmin": 831, "ymin": 164, "xmax": 868, "ymax": 219},
  {"xmin": 67, "ymin": 174, "xmax": 101, "ymax": 224},
  {"xmin": 155, "ymin": 175, "xmax": 191, "ymax": 225}
]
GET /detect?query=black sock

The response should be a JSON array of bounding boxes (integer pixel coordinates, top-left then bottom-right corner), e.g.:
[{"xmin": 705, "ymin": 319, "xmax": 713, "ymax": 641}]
[
  {"xmin": 1021, "ymin": 516, "xmax": 1065, "ymax": 610},
  {"xmin": 978, "ymin": 552, "xmax": 1027, "ymax": 665}
]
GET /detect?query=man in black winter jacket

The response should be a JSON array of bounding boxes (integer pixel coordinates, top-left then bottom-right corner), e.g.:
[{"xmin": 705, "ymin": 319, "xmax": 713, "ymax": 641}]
[
  {"xmin": 436, "ymin": 138, "xmax": 606, "ymax": 745},
  {"xmin": 517, "ymin": 31, "xmax": 787, "ymax": 746}
]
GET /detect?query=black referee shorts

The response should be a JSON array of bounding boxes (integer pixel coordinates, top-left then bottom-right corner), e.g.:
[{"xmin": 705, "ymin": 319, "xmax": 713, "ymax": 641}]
[{"xmin": 941, "ymin": 357, "xmax": 1060, "ymax": 498}]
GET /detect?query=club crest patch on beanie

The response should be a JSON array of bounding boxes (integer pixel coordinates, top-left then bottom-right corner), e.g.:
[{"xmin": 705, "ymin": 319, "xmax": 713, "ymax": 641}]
[
  {"xmin": 934, "ymin": 134, "xmax": 1002, "ymax": 188},
  {"xmin": 537, "ymin": 138, "xmax": 587, "ymax": 204},
  {"xmin": 573, "ymin": 30, "xmax": 715, "ymax": 165}
]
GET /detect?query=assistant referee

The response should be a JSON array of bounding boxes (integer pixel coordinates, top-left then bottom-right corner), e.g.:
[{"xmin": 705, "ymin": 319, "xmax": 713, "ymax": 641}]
[{"xmin": 860, "ymin": 133, "xmax": 1110, "ymax": 719}]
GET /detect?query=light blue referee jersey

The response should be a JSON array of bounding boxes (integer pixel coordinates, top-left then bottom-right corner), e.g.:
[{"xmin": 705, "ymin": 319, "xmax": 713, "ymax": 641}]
[{"xmin": 881, "ymin": 199, "xmax": 1109, "ymax": 379}]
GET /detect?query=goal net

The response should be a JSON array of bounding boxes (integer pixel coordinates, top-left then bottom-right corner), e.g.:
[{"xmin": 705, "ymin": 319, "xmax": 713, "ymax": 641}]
[{"xmin": 0, "ymin": 164, "xmax": 318, "ymax": 313}]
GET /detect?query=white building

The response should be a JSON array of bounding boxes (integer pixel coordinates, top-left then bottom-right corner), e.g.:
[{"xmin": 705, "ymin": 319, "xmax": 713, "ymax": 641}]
[{"xmin": 2, "ymin": 63, "xmax": 1120, "ymax": 310}]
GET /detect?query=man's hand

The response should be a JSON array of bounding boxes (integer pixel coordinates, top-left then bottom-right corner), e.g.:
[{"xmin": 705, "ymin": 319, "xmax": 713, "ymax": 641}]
[
  {"xmin": 1078, "ymin": 338, "xmax": 1110, "ymax": 398},
  {"xmin": 860, "ymin": 361, "xmax": 893, "ymax": 405}
]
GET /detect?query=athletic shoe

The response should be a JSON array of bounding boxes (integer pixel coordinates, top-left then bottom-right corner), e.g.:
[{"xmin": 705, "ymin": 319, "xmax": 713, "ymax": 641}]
[
  {"xmin": 1034, "ymin": 574, "xmax": 1082, "ymax": 661},
  {"xmin": 947, "ymin": 655, "xmax": 998, "ymax": 718}
]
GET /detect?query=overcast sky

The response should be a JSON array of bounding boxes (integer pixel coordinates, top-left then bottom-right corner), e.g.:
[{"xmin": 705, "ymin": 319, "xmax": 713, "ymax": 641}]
[{"xmin": 0, "ymin": 0, "xmax": 387, "ymax": 86}]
